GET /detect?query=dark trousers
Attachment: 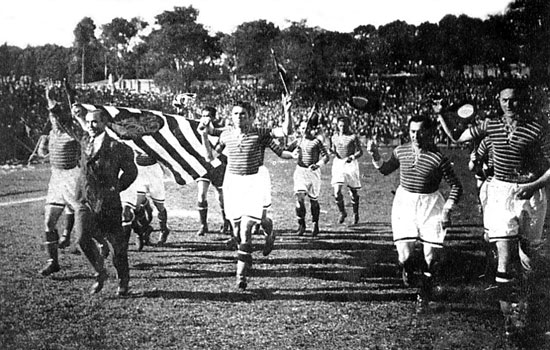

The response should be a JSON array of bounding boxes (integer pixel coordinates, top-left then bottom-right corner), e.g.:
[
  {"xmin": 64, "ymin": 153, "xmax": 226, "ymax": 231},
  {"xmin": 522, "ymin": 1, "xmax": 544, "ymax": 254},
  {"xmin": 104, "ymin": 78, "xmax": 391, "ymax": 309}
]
[{"xmin": 75, "ymin": 204, "xmax": 130, "ymax": 285}]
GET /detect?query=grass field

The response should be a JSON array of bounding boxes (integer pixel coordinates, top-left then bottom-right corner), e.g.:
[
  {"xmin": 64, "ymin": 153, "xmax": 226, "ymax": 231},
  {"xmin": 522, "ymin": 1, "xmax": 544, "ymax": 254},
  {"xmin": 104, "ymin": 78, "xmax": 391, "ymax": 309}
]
[{"xmin": 1, "ymin": 147, "xmax": 550, "ymax": 349}]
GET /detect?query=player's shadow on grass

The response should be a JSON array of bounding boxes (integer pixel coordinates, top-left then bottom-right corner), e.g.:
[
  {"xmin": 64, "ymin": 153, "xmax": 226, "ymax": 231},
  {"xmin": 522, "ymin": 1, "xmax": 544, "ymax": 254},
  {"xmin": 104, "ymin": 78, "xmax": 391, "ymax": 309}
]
[
  {"xmin": 137, "ymin": 287, "xmax": 419, "ymax": 303},
  {"xmin": 270, "ymin": 240, "xmax": 396, "ymax": 252}
]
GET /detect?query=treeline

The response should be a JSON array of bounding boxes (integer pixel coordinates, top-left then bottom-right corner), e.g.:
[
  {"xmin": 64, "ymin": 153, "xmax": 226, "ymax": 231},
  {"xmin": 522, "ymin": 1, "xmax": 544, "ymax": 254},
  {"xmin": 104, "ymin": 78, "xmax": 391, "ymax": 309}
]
[{"xmin": 0, "ymin": 0, "xmax": 548, "ymax": 92}]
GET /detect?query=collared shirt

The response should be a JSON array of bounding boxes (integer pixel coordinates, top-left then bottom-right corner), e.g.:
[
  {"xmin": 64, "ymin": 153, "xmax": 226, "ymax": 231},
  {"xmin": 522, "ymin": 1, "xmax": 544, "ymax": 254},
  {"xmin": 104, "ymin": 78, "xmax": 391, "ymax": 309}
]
[
  {"xmin": 331, "ymin": 133, "xmax": 360, "ymax": 159},
  {"xmin": 374, "ymin": 143, "xmax": 462, "ymax": 203},
  {"xmin": 92, "ymin": 132, "xmax": 106, "ymax": 155},
  {"xmin": 289, "ymin": 137, "xmax": 329, "ymax": 168},
  {"xmin": 216, "ymin": 126, "xmax": 283, "ymax": 175},
  {"xmin": 469, "ymin": 117, "xmax": 550, "ymax": 183}
]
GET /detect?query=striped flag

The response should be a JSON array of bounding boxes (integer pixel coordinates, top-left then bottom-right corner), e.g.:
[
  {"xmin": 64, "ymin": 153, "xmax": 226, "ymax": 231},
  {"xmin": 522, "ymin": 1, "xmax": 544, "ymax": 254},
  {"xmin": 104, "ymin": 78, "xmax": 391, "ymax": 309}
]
[{"xmin": 75, "ymin": 104, "xmax": 220, "ymax": 186}]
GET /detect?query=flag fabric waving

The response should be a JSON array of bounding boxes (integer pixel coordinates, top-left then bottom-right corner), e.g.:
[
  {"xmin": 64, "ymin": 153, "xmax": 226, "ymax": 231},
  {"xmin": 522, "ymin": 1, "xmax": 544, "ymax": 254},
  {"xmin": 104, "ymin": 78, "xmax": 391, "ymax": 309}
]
[
  {"xmin": 75, "ymin": 104, "xmax": 220, "ymax": 186},
  {"xmin": 270, "ymin": 48, "xmax": 290, "ymax": 95}
]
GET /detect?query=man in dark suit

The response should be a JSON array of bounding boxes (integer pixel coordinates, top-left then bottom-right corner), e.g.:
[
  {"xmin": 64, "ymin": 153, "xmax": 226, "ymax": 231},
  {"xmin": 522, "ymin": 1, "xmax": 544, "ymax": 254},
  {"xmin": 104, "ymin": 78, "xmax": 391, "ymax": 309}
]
[{"xmin": 73, "ymin": 108, "xmax": 137, "ymax": 296}]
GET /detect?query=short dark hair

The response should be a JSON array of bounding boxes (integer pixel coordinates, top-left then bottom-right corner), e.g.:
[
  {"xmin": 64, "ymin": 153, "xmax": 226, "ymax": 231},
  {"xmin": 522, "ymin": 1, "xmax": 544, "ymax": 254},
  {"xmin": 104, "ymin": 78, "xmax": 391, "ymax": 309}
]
[
  {"xmin": 202, "ymin": 106, "xmax": 216, "ymax": 117},
  {"xmin": 408, "ymin": 115, "xmax": 436, "ymax": 130},
  {"xmin": 233, "ymin": 101, "xmax": 255, "ymax": 116},
  {"xmin": 497, "ymin": 78, "xmax": 528, "ymax": 102},
  {"xmin": 336, "ymin": 116, "xmax": 350, "ymax": 126},
  {"xmin": 89, "ymin": 109, "xmax": 110, "ymax": 123}
]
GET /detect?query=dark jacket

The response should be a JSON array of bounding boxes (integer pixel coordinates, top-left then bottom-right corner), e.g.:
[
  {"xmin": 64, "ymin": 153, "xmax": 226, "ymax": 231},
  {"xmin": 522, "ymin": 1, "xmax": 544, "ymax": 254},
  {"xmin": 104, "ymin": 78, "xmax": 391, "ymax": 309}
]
[{"xmin": 76, "ymin": 133, "xmax": 137, "ymax": 215}]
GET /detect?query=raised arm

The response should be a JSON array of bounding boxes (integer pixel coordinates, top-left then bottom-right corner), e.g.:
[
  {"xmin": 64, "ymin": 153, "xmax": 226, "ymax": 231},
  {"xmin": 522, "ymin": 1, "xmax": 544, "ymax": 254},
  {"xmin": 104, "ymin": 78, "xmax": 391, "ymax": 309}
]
[
  {"xmin": 37, "ymin": 135, "xmax": 49, "ymax": 158},
  {"xmin": 70, "ymin": 104, "xmax": 87, "ymax": 140},
  {"xmin": 433, "ymin": 103, "xmax": 475, "ymax": 143},
  {"xmin": 281, "ymin": 94, "xmax": 293, "ymax": 136},
  {"xmin": 272, "ymin": 94, "xmax": 294, "ymax": 138}
]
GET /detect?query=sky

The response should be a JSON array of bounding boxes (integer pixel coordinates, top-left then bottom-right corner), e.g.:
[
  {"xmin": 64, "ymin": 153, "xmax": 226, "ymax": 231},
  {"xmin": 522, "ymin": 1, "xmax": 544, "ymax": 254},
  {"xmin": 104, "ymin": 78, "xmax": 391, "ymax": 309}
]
[{"xmin": 1, "ymin": 0, "xmax": 513, "ymax": 48}]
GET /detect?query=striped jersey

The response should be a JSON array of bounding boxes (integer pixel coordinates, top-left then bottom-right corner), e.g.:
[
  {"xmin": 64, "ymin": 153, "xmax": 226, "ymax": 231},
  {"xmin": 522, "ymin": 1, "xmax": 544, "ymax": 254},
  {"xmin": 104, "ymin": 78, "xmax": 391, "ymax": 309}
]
[
  {"xmin": 217, "ymin": 127, "xmax": 284, "ymax": 175},
  {"xmin": 378, "ymin": 143, "xmax": 462, "ymax": 202},
  {"xmin": 289, "ymin": 137, "xmax": 329, "ymax": 168},
  {"xmin": 475, "ymin": 137, "xmax": 493, "ymax": 168},
  {"xmin": 331, "ymin": 133, "xmax": 361, "ymax": 159},
  {"xmin": 469, "ymin": 117, "xmax": 550, "ymax": 183},
  {"xmin": 472, "ymin": 137, "xmax": 494, "ymax": 181},
  {"xmin": 257, "ymin": 127, "xmax": 283, "ymax": 167},
  {"xmin": 45, "ymin": 126, "xmax": 80, "ymax": 170}
]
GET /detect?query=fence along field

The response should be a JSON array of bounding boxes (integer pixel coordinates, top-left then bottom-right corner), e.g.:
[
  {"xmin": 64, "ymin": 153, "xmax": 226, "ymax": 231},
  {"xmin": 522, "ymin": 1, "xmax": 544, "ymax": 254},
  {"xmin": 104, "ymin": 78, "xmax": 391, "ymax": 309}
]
[{"xmin": 1, "ymin": 148, "xmax": 549, "ymax": 350}]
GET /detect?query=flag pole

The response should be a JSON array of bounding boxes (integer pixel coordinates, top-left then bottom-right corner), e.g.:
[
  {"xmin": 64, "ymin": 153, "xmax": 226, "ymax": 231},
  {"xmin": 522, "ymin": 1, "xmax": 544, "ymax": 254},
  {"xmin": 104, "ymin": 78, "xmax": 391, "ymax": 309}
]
[{"xmin": 271, "ymin": 48, "xmax": 289, "ymax": 96}]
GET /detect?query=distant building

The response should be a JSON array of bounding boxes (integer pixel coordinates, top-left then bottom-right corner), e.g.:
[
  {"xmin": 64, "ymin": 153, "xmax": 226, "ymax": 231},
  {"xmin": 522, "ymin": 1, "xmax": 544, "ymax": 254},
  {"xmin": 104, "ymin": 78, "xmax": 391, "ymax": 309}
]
[{"xmin": 80, "ymin": 77, "xmax": 160, "ymax": 94}]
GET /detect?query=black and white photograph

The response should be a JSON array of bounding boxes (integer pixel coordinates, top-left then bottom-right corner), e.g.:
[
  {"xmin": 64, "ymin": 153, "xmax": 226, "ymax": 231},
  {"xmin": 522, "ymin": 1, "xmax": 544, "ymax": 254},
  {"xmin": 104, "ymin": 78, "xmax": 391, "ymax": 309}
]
[{"xmin": 1, "ymin": 0, "xmax": 549, "ymax": 348}]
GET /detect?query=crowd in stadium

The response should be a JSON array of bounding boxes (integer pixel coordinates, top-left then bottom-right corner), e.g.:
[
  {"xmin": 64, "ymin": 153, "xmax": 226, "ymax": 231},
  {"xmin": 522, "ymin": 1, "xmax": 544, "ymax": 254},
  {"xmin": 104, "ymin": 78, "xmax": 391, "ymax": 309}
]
[{"xmin": 0, "ymin": 74, "xmax": 548, "ymax": 163}]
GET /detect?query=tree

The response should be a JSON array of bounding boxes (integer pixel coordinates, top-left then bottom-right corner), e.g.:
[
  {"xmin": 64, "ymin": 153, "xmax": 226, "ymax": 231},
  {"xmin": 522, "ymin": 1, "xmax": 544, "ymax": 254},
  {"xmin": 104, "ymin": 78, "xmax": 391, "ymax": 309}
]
[
  {"xmin": 33, "ymin": 45, "xmax": 72, "ymax": 81},
  {"xmin": 276, "ymin": 20, "xmax": 318, "ymax": 88},
  {"xmin": 227, "ymin": 20, "xmax": 280, "ymax": 76},
  {"xmin": 377, "ymin": 20, "xmax": 416, "ymax": 72},
  {"xmin": 413, "ymin": 22, "xmax": 441, "ymax": 66},
  {"xmin": 144, "ymin": 6, "xmax": 221, "ymax": 90},
  {"xmin": 73, "ymin": 17, "xmax": 97, "ymax": 84},
  {"xmin": 504, "ymin": 0, "xmax": 550, "ymax": 79},
  {"xmin": 311, "ymin": 30, "xmax": 354, "ymax": 83},
  {"xmin": 101, "ymin": 17, "xmax": 146, "ymax": 79},
  {"xmin": 0, "ymin": 44, "xmax": 23, "ymax": 76},
  {"xmin": 351, "ymin": 25, "xmax": 380, "ymax": 76}
]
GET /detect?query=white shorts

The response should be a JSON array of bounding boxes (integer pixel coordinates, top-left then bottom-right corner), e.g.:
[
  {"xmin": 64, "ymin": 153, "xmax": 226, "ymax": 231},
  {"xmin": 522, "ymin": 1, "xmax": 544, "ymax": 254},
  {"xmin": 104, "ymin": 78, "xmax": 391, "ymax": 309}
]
[
  {"xmin": 46, "ymin": 167, "xmax": 80, "ymax": 211},
  {"xmin": 293, "ymin": 166, "xmax": 322, "ymax": 200},
  {"xmin": 120, "ymin": 163, "xmax": 165, "ymax": 207},
  {"xmin": 484, "ymin": 179, "xmax": 547, "ymax": 244},
  {"xmin": 478, "ymin": 179, "xmax": 490, "ymax": 212},
  {"xmin": 224, "ymin": 172, "xmax": 263, "ymax": 221},
  {"xmin": 391, "ymin": 186, "xmax": 446, "ymax": 247},
  {"xmin": 258, "ymin": 165, "xmax": 271, "ymax": 209},
  {"xmin": 331, "ymin": 158, "xmax": 361, "ymax": 189}
]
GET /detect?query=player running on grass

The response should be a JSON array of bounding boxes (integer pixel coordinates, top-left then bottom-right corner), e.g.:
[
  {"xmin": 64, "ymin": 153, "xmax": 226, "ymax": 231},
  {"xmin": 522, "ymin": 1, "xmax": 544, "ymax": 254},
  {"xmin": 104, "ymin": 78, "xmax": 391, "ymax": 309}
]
[
  {"xmin": 37, "ymin": 84, "xmax": 82, "ymax": 276},
  {"xmin": 199, "ymin": 101, "xmax": 294, "ymax": 290},
  {"xmin": 368, "ymin": 114, "xmax": 462, "ymax": 308},
  {"xmin": 330, "ymin": 115, "xmax": 363, "ymax": 225},
  {"xmin": 287, "ymin": 114, "xmax": 330, "ymax": 237},
  {"xmin": 437, "ymin": 80, "xmax": 550, "ymax": 337}
]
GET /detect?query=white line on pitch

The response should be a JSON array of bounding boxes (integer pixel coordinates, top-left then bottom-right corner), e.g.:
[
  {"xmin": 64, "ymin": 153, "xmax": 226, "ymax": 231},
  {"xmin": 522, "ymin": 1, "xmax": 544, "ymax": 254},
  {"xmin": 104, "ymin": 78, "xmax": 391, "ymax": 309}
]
[
  {"xmin": 0, "ymin": 197, "xmax": 196, "ymax": 219},
  {"xmin": 0, "ymin": 196, "xmax": 46, "ymax": 207}
]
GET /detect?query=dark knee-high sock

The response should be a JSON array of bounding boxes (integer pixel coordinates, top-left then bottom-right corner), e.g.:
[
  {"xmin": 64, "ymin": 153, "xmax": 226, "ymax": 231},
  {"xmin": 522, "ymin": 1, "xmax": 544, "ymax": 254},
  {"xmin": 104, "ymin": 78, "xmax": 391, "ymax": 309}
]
[{"xmin": 310, "ymin": 199, "xmax": 320, "ymax": 223}]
